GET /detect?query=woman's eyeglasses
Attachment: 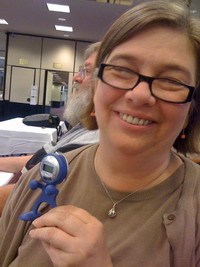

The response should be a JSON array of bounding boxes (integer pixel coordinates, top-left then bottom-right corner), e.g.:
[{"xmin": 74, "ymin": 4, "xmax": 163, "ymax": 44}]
[{"xmin": 97, "ymin": 63, "xmax": 196, "ymax": 103}]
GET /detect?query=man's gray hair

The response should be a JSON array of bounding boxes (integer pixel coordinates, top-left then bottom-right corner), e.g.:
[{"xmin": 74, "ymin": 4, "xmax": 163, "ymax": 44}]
[{"xmin": 84, "ymin": 42, "xmax": 101, "ymax": 61}]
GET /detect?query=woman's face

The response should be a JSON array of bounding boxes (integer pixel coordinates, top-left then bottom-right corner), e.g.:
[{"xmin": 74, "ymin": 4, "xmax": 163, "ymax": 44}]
[{"xmin": 94, "ymin": 25, "xmax": 197, "ymax": 154}]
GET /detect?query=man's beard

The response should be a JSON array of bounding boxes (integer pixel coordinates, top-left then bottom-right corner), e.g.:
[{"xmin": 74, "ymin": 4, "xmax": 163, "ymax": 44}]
[{"xmin": 63, "ymin": 85, "xmax": 92, "ymax": 127}]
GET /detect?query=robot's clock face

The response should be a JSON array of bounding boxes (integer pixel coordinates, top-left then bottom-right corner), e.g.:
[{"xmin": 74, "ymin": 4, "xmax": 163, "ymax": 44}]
[
  {"xmin": 43, "ymin": 163, "xmax": 54, "ymax": 174},
  {"xmin": 40, "ymin": 155, "xmax": 60, "ymax": 183},
  {"xmin": 42, "ymin": 163, "xmax": 55, "ymax": 182}
]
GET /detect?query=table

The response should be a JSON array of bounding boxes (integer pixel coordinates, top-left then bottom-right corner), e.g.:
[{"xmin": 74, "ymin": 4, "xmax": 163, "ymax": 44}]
[
  {"xmin": 0, "ymin": 172, "xmax": 14, "ymax": 186},
  {"xmin": 0, "ymin": 117, "xmax": 66, "ymax": 156}
]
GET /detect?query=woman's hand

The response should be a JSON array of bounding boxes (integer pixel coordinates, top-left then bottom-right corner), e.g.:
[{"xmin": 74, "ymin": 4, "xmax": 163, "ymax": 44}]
[{"xmin": 29, "ymin": 205, "xmax": 113, "ymax": 267}]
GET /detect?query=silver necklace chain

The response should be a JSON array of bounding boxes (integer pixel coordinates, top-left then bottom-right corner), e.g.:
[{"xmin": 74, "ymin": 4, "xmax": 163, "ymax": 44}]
[{"xmin": 98, "ymin": 166, "xmax": 169, "ymax": 218}]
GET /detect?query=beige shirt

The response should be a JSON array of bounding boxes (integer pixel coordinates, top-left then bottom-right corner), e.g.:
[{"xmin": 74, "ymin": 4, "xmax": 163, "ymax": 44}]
[{"xmin": 0, "ymin": 144, "xmax": 200, "ymax": 267}]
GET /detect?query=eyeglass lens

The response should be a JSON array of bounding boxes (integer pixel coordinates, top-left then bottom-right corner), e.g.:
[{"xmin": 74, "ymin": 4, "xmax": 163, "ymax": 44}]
[
  {"xmin": 100, "ymin": 64, "xmax": 193, "ymax": 103},
  {"xmin": 78, "ymin": 66, "xmax": 86, "ymax": 80}
]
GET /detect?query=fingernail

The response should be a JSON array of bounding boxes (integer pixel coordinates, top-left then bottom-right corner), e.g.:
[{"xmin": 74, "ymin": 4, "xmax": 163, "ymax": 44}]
[
  {"xmin": 32, "ymin": 218, "xmax": 39, "ymax": 226},
  {"xmin": 29, "ymin": 229, "xmax": 34, "ymax": 237}
]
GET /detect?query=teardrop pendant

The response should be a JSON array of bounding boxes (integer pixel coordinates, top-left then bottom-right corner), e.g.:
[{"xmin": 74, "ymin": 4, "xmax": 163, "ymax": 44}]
[{"xmin": 108, "ymin": 206, "xmax": 117, "ymax": 218}]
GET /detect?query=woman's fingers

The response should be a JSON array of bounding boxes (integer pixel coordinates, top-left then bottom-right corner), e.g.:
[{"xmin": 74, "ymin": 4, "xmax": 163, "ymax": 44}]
[
  {"xmin": 30, "ymin": 226, "xmax": 74, "ymax": 252},
  {"xmin": 32, "ymin": 205, "xmax": 101, "ymax": 238},
  {"xmin": 29, "ymin": 205, "xmax": 113, "ymax": 267}
]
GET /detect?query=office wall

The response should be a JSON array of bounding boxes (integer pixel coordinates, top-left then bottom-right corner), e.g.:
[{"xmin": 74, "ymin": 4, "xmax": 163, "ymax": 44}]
[
  {"xmin": 10, "ymin": 67, "xmax": 36, "ymax": 103},
  {"xmin": 2, "ymin": 33, "xmax": 90, "ymax": 119},
  {"xmin": 52, "ymin": 84, "xmax": 62, "ymax": 102},
  {"xmin": 75, "ymin": 42, "xmax": 91, "ymax": 72},
  {"xmin": 46, "ymin": 71, "xmax": 54, "ymax": 106},
  {"xmin": 41, "ymin": 38, "xmax": 75, "ymax": 71},
  {"xmin": 7, "ymin": 35, "xmax": 42, "ymax": 68}
]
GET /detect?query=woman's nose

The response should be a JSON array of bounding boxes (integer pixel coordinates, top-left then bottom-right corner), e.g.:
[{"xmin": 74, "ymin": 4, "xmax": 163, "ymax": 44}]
[{"xmin": 124, "ymin": 81, "xmax": 156, "ymax": 106}]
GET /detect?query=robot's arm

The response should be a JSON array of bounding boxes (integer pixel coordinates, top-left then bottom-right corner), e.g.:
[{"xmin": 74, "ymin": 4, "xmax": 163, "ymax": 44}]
[{"xmin": 29, "ymin": 180, "xmax": 43, "ymax": 190}]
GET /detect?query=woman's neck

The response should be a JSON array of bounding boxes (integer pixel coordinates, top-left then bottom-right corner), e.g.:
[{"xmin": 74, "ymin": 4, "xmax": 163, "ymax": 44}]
[{"xmin": 94, "ymin": 142, "xmax": 182, "ymax": 192}]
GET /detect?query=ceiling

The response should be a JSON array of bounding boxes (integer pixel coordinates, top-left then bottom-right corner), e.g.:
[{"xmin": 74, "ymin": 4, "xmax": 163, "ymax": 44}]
[
  {"xmin": 0, "ymin": 0, "xmax": 134, "ymax": 43},
  {"xmin": 0, "ymin": 0, "xmax": 200, "ymax": 85},
  {"xmin": 0, "ymin": 0, "xmax": 199, "ymax": 45}
]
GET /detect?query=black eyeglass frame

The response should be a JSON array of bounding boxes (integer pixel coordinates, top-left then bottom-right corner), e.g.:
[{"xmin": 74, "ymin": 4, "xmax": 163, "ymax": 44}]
[{"xmin": 97, "ymin": 63, "xmax": 196, "ymax": 104}]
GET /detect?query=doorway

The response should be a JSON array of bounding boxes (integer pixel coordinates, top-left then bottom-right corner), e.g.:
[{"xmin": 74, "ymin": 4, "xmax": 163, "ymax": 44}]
[{"xmin": 45, "ymin": 70, "xmax": 69, "ymax": 121}]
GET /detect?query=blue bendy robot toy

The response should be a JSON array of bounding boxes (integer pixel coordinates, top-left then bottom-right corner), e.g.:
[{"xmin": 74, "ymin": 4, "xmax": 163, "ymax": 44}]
[{"xmin": 19, "ymin": 153, "xmax": 68, "ymax": 221}]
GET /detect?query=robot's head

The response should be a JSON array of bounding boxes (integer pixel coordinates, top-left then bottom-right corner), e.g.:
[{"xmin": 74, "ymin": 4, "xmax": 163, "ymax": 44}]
[{"xmin": 40, "ymin": 154, "xmax": 68, "ymax": 185}]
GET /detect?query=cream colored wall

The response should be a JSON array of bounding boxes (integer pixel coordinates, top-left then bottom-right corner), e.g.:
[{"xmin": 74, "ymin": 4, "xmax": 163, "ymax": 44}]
[
  {"xmin": 41, "ymin": 38, "xmax": 75, "ymax": 72},
  {"xmin": 7, "ymin": 35, "xmax": 42, "ymax": 68},
  {"xmin": 5, "ymin": 34, "xmax": 91, "ymax": 105},
  {"xmin": 10, "ymin": 67, "xmax": 35, "ymax": 103},
  {"xmin": 38, "ymin": 69, "xmax": 45, "ymax": 106},
  {"xmin": 51, "ymin": 84, "xmax": 62, "ymax": 102},
  {"xmin": 4, "ymin": 65, "xmax": 11, "ymax": 100},
  {"xmin": 75, "ymin": 42, "xmax": 91, "ymax": 72},
  {"xmin": 46, "ymin": 72, "xmax": 53, "ymax": 106}
]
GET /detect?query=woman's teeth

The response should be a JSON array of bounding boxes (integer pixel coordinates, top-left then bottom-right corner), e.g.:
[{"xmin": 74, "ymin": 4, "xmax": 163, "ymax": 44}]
[{"xmin": 120, "ymin": 113, "xmax": 152, "ymax": 126}]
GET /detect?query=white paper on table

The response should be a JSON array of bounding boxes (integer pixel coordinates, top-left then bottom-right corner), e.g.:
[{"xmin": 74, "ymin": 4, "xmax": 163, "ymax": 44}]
[{"xmin": 0, "ymin": 172, "xmax": 14, "ymax": 186}]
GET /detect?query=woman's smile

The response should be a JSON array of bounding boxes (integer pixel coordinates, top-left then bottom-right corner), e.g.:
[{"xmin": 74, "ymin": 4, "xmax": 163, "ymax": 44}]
[
  {"xmin": 119, "ymin": 112, "xmax": 153, "ymax": 126},
  {"xmin": 94, "ymin": 25, "xmax": 194, "ymax": 154}
]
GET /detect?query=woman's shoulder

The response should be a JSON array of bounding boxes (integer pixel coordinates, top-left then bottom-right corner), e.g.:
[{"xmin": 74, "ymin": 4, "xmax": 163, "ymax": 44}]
[
  {"xmin": 180, "ymin": 154, "xmax": 200, "ymax": 175},
  {"xmin": 178, "ymin": 153, "xmax": 200, "ymax": 194},
  {"xmin": 63, "ymin": 143, "xmax": 98, "ymax": 164}
]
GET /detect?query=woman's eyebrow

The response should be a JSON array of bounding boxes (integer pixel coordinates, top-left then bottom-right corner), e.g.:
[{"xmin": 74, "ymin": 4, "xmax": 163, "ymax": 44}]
[
  {"xmin": 108, "ymin": 54, "xmax": 193, "ymax": 81},
  {"xmin": 107, "ymin": 54, "xmax": 138, "ymax": 65}
]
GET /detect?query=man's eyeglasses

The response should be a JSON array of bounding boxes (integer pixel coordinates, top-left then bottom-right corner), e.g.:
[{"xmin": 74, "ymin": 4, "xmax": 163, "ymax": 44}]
[
  {"xmin": 78, "ymin": 65, "xmax": 93, "ymax": 80},
  {"xmin": 97, "ymin": 63, "xmax": 196, "ymax": 104}
]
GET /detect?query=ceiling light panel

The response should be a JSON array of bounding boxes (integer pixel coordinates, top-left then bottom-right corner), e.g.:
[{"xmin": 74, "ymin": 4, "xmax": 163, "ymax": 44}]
[
  {"xmin": 55, "ymin": 25, "xmax": 73, "ymax": 32},
  {"xmin": 47, "ymin": 3, "xmax": 70, "ymax": 13},
  {"xmin": 0, "ymin": 19, "xmax": 8, "ymax": 24},
  {"xmin": 58, "ymin": 18, "xmax": 66, "ymax": 21}
]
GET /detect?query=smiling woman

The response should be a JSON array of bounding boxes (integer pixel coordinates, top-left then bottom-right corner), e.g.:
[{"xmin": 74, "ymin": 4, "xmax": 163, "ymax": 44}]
[
  {"xmin": 84, "ymin": 8, "xmax": 200, "ymax": 156},
  {"xmin": 93, "ymin": 26, "xmax": 196, "ymax": 158},
  {"xmin": 1, "ymin": 1, "xmax": 200, "ymax": 267}
]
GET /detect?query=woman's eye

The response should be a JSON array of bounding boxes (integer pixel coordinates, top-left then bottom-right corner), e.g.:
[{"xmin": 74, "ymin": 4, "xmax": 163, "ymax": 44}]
[
  {"xmin": 113, "ymin": 67, "xmax": 132, "ymax": 75},
  {"xmin": 161, "ymin": 76, "xmax": 183, "ymax": 84}
]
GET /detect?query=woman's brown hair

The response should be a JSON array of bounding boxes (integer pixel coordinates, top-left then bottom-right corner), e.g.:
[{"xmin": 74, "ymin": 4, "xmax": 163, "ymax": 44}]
[{"xmin": 82, "ymin": 1, "xmax": 200, "ymax": 154}]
